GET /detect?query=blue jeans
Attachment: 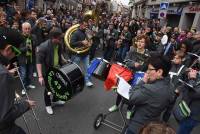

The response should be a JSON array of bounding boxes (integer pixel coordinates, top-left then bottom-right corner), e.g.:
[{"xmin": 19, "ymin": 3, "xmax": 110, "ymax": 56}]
[
  {"xmin": 125, "ymin": 128, "xmax": 135, "ymax": 134},
  {"xmin": 177, "ymin": 117, "xmax": 200, "ymax": 134},
  {"xmin": 116, "ymin": 45, "xmax": 130, "ymax": 62},
  {"xmin": 71, "ymin": 55, "xmax": 91, "ymax": 82},
  {"xmin": 19, "ymin": 63, "xmax": 33, "ymax": 88},
  {"xmin": 121, "ymin": 45, "xmax": 130, "ymax": 60}
]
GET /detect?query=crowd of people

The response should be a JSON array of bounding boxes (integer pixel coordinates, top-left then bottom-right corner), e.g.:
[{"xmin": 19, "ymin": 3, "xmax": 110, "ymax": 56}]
[{"xmin": 0, "ymin": 1, "xmax": 200, "ymax": 134}]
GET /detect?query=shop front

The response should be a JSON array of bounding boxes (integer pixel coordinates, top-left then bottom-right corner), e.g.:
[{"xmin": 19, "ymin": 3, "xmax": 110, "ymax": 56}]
[
  {"xmin": 146, "ymin": 6, "xmax": 183, "ymax": 27},
  {"xmin": 179, "ymin": 5, "xmax": 200, "ymax": 31}
]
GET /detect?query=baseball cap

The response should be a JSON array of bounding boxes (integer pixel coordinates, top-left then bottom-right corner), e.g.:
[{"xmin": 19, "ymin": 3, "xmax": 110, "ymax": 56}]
[
  {"xmin": 0, "ymin": 27, "xmax": 24, "ymax": 56},
  {"xmin": 49, "ymin": 27, "xmax": 63, "ymax": 38}
]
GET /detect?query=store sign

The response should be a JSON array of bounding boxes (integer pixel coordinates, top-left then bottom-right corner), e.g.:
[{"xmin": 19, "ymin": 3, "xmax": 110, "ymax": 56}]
[
  {"xmin": 188, "ymin": 6, "xmax": 200, "ymax": 12},
  {"xmin": 151, "ymin": 7, "xmax": 182, "ymax": 15}
]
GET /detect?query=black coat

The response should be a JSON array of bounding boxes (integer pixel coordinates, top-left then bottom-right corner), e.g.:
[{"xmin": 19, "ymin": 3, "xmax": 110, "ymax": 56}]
[
  {"xmin": 0, "ymin": 56, "xmax": 29, "ymax": 133},
  {"xmin": 18, "ymin": 34, "xmax": 38, "ymax": 65},
  {"xmin": 128, "ymin": 78, "xmax": 175, "ymax": 133},
  {"xmin": 70, "ymin": 29, "xmax": 89, "ymax": 57}
]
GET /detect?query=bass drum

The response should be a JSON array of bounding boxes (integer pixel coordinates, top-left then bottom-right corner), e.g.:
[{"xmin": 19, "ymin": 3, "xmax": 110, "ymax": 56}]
[{"xmin": 45, "ymin": 62, "xmax": 85, "ymax": 101}]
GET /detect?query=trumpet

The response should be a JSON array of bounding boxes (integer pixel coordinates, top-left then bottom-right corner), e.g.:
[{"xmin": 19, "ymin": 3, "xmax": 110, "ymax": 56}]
[
  {"xmin": 14, "ymin": 63, "xmax": 43, "ymax": 134},
  {"xmin": 15, "ymin": 93, "xmax": 32, "ymax": 134},
  {"xmin": 187, "ymin": 52, "xmax": 200, "ymax": 70}
]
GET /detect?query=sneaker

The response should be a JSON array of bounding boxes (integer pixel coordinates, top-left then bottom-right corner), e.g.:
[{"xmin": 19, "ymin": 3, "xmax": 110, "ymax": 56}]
[
  {"xmin": 108, "ymin": 105, "xmax": 118, "ymax": 112},
  {"xmin": 126, "ymin": 111, "xmax": 132, "ymax": 120},
  {"xmin": 46, "ymin": 106, "xmax": 53, "ymax": 115},
  {"xmin": 86, "ymin": 81, "xmax": 93, "ymax": 87},
  {"xmin": 21, "ymin": 90, "xmax": 26, "ymax": 95},
  {"xmin": 28, "ymin": 84, "xmax": 36, "ymax": 89},
  {"xmin": 52, "ymin": 100, "xmax": 65, "ymax": 105},
  {"xmin": 33, "ymin": 72, "xmax": 37, "ymax": 77}
]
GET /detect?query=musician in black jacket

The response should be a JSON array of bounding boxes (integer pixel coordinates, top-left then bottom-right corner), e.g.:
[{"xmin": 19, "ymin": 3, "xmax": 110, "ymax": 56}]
[
  {"xmin": 36, "ymin": 27, "xmax": 66, "ymax": 115},
  {"xmin": 70, "ymin": 20, "xmax": 93, "ymax": 87},
  {"xmin": 0, "ymin": 27, "xmax": 35, "ymax": 134}
]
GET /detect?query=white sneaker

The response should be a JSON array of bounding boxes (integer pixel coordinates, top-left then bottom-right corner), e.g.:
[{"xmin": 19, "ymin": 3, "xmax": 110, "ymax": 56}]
[
  {"xmin": 33, "ymin": 72, "xmax": 37, "ymax": 77},
  {"xmin": 86, "ymin": 81, "xmax": 93, "ymax": 87},
  {"xmin": 28, "ymin": 84, "xmax": 36, "ymax": 89},
  {"xmin": 46, "ymin": 106, "xmax": 53, "ymax": 115},
  {"xmin": 21, "ymin": 90, "xmax": 26, "ymax": 95},
  {"xmin": 52, "ymin": 100, "xmax": 65, "ymax": 105}
]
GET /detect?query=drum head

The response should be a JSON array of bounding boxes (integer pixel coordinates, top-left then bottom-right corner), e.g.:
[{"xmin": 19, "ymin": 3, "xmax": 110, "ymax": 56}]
[{"xmin": 45, "ymin": 67, "xmax": 73, "ymax": 101}]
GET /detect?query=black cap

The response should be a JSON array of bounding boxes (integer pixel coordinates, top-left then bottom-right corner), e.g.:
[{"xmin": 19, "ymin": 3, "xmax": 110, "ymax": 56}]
[
  {"xmin": 49, "ymin": 27, "xmax": 63, "ymax": 38},
  {"xmin": 0, "ymin": 27, "xmax": 24, "ymax": 49}
]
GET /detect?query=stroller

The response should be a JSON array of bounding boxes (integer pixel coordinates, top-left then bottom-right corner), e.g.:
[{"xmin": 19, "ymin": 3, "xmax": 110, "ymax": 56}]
[{"xmin": 93, "ymin": 76, "xmax": 132, "ymax": 134}]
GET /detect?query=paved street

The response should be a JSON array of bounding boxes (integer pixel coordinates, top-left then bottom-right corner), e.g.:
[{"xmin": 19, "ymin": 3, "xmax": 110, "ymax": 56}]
[{"xmin": 16, "ymin": 73, "xmax": 200, "ymax": 134}]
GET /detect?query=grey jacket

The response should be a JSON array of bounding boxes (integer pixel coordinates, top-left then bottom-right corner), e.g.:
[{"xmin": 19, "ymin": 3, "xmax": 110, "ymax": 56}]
[
  {"xmin": 36, "ymin": 39, "xmax": 63, "ymax": 74},
  {"xmin": 128, "ymin": 77, "xmax": 175, "ymax": 133},
  {"xmin": 0, "ymin": 57, "xmax": 29, "ymax": 133}
]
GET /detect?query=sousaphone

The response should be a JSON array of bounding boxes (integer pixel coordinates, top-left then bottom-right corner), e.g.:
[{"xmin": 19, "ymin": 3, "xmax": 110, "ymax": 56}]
[{"xmin": 64, "ymin": 9, "xmax": 98, "ymax": 54}]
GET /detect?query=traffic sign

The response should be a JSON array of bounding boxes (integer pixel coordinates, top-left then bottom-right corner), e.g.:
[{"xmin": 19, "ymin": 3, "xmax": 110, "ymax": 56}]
[
  {"xmin": 160, "ymin": 2, "xmax": 169, "ymax": 10},
  {"xmin": 158, "ymin": 10, "xmax": 167, "ymax": 19}
]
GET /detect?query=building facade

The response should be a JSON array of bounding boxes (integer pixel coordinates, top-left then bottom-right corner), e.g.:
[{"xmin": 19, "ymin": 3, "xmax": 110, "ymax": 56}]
[
  {"xmin": 131, "ymin": 0, "xmax": 200, "ymax": 31},
  {"xmin": 179, "ymin": 3, "xmax": 200, "ymax": 31}
]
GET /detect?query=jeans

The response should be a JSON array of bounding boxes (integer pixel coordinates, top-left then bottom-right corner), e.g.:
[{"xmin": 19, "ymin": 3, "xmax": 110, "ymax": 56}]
[
  {"xmin": 0, "ymin": 123, "xmax": 26, "ymax": 134},
  {"xmin": 177, "ymin": 117, "xmax": 200, "ymax": 134},
  {"xmin": 70, "ymin": 55, "xmax": 91, "ymax": 82},
  {"xmin": 121, "ymin": 45, "xmax": 130, "ymax": 61},
  {"xmin": 44, "ymin": 88, "xmax": 57, "ymax": 106},
  {"xmin": 116, "ymin": 45, "xmax": 130, "ymax": 62},
  {"xmin": 125, "ymin": 127, "xmax": 135, "ymax": 134},
  {"xmin": 19, "ymin": 63, "xmax": 33, "ymax": 88}
]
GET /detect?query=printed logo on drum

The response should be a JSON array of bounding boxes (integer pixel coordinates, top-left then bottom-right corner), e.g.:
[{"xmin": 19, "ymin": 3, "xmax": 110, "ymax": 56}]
[{"xmin": 56, "ymin": 72, "xmax": 68, "ymax": 87}]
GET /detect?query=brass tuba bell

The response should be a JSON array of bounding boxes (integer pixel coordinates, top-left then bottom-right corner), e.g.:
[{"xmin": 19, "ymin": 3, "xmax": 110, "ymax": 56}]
[{"xmin": 64, "ymin": 10, "xmax": 98, "ymax": 54}]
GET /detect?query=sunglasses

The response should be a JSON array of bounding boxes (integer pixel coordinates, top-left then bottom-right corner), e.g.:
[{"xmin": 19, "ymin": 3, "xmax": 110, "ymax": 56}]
[{"xmin": 12, "ymin": 46, "xmax": 21, "ymax": 56}]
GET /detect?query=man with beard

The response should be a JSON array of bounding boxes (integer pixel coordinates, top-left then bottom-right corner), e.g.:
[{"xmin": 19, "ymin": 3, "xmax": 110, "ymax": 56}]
[{"xmin": 70, "ymin": 20, "xmax": 94, "ymax": 87}]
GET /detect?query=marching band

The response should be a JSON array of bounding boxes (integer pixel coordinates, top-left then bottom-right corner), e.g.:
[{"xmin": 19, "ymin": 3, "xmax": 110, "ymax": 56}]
[{"xmin": 1, "ymin": 3, "xmax": 200, "ymax": 134}]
